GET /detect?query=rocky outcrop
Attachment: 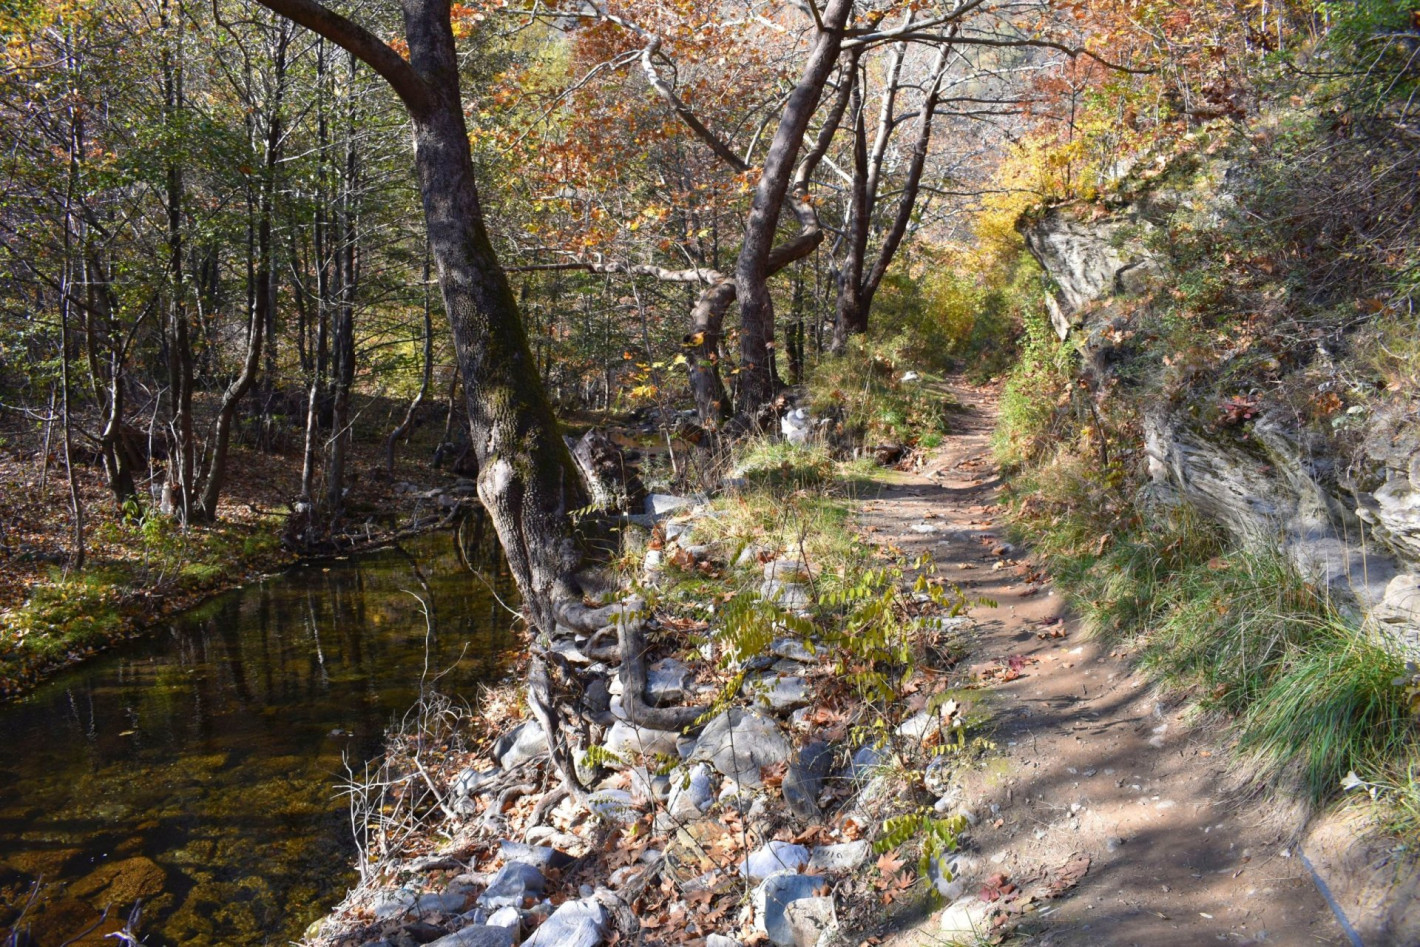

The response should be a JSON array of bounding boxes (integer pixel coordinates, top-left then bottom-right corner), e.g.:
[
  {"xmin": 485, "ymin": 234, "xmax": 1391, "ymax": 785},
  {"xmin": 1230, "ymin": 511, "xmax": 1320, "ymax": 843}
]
[
  {"xmin": 1143, "ymin": 410, "xmax": 1400, "ymax": 608},
  {"xmin": 1021, "ymin": 199, "xmax": 1420, "ymax": 659},
  {"xmin": 1018, "ymin": 202, "xmax": 1164, "ymax": 340},
  {"xmin": 1355, "ymin": 401, "xmax": 1420, "ymax": 563}
]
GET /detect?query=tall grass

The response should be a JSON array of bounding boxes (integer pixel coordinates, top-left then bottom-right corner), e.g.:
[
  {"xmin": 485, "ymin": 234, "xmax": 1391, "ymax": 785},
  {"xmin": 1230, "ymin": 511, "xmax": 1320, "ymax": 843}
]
[{"xmin": 1006, "ymin": 452, "xmax": 1415, "ymax": 804}]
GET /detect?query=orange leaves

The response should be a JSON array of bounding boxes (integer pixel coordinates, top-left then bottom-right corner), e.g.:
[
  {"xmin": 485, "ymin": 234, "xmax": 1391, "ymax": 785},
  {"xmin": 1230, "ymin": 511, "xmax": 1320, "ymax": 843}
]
[
  {"xmin": 874, "ymin": 850, "xmax": 906, "ymax": 876},
  {"xmin": 872, "ymin": 850, "xmax": 916, "ymax": 905}
]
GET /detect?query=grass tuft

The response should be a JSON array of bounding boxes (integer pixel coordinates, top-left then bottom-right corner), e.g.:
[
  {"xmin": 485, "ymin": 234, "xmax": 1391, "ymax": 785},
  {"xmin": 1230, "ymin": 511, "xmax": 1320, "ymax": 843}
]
[{"xmin": 1006, "ymin": 450, "xmax": 1417, "ymax": 807}]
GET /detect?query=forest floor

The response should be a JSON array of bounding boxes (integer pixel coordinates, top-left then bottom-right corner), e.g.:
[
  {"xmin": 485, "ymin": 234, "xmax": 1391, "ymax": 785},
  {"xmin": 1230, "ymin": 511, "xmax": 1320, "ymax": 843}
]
[
  {"xmin": 860, "ymin": 383, "xmax": 1346, "ymax": 946},
  {"xmin": 0, "ymin": 392, "xmax": 465, "ymax": 699}
]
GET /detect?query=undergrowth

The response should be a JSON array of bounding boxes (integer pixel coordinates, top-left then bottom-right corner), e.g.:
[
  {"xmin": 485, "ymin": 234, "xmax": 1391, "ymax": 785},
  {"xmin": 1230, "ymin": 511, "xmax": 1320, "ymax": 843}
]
[
  {"xmin": 0, "ymin": 513, "xmax": 285, "ymax": 695},
  {"xmin": 1005, "ymin": 449, "xmax": 1415, "ymax": 809},
  {"xmin": 648, "ymin": 436, "xmax": 978, "ymax": 879},
  {"xmin": 806, "ymin": 337, "xmax": 956, "ymax": 449}
]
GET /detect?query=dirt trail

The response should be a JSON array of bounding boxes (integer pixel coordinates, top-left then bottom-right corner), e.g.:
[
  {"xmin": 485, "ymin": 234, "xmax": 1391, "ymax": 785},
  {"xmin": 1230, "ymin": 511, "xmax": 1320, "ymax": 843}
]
[{"xmin": 858, "ymin": 383, "xmax": 1346, "ymax": 947}]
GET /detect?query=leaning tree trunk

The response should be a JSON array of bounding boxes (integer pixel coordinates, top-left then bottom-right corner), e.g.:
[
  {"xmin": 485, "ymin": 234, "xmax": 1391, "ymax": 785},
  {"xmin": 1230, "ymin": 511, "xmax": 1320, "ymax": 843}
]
[
  {"xmin": 732, "ymin": 0, "xmax": 855, "ymax": 418},
  {"xmin": 253, "ymin": 0, "xmax": 628, "ymax": 802},
  {"xmin": 400, "ymin": 0, "xmax": 590, "ymax": 635}
]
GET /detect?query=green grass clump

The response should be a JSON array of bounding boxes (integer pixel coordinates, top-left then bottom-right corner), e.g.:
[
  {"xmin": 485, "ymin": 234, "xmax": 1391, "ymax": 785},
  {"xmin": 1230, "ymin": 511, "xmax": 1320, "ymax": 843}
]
[
  {"xmin": 806, "ymin": 338, "xmax": 956, "ymax": 448},
  {"xmin": 1240, "ymin": 632, "xmax": 1409, "ymax": 800},
  {"xmin": 5, "ymin": 571, "xmax": 128, "ymax": 662},
  {"xmin": 732, "ymin": 438, "xmax": 835, "ymax": 490}
]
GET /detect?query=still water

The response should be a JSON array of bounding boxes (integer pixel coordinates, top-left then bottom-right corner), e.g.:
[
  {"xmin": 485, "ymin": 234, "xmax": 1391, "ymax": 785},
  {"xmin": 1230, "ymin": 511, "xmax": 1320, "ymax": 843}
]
[{"xmin": 0, "ymin": 525, "xmax": 517, "ymax": 946}]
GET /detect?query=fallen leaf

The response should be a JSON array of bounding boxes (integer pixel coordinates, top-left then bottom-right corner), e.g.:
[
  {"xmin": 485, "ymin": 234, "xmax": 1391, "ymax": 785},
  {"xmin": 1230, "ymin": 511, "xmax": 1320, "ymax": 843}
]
[{"xmin": 1043, "ymin": 853, "xmax": 1091, "ymax": 898}]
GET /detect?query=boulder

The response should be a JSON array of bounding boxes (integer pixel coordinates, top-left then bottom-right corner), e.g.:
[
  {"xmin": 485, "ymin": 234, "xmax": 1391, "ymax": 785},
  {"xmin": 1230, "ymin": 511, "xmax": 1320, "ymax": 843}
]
[
  {"xmin": 849, "ymin": 744, "xmax": 885, "ymax": 783},
  {"xmin": 760, "ymin": 580, "xmax": 811, "ymax": 609},
  {"xmin": 807, "ymin": 841, "xmax": 869, "ymax": 874},
  {"xmin": 753, "ymin": 874, "xmax": 828, "ymax": 946},
  {"xmin": 692, "ymin": 710, "xmax": 792, "ymax": 788},
  {"xmin": 370, "ymin": 888, "xmax": 468, "ymax": 919},
  {"xmin": 763, "ymin": 559, "xmax": 812, "ymax": 582},
  {"xmin": 498, "ymin": 840, "xmax": 572, "ymax": 872},
  {"xmin": 477, "ymin": 862, "xmax": 544, "ymax": 910},
  {"xmin": 784, "ymin": 896, "xmax": 837, "ymax": 947},
  {"xmin": 1377, "ymin": 573, "xmax": 1420, "ymax": 628},
  {"xmin": 603, "ymin": 721, "xmax": 681, "ymax": 761},
  {"xmin": 736, "ymin": 544, "xmax": 773, "ymax": 567},
  {"xmin": 751, "ymin": 675, "xmax": 811, "ymax": 713},
  {"xmin": 740, "ymin": 841, "xmax": 810, "ymax": 881},
  {"xmin": 427, "ymin": 927, "xmax": 515, "ymax": 947},
  {"xmin": 626, "ymin": 766, "xmax": 672, "ymax": 805},
  {"xmin": 487, "ymin": 905, "xmax": 521, "ymax": 932},
  {"xmin": 494, "ymin": 722, "xmax": 549, "ymax": 770},
  {"xmin": 771, "ymin": 637, "xmax": 816, "ymax": 662},
  {"xmin": 646, "ymin": 658, "xmax": 692, "ymax": 706},
  {"xmin": 928, "ymin": 852, "xmax": 978, "ymax": 901},
  {"xmin": 646, "ymin": 494, "xmax": 693, "ymax": 517},
  {"xmin": 523, "ymin": 897, "xmax": 609, "ymax": 947},
  {"xmin": 666, "ymin": 763, "xmax": 717, "ymax": 822},
  {"xmin": 783, "ymin": 741, "xmax": 834, "ymax": 821},
  {"xmin": 1019, "ymin": 203, "xmax": 1160, "ymax": 340}
]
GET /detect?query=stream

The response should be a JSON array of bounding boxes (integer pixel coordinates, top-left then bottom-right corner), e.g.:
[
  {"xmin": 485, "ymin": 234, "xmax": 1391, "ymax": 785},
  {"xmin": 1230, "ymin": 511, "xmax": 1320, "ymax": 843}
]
[{"xmin": 0, "ymin": 524, "xmax": 517, "ymax": 946}]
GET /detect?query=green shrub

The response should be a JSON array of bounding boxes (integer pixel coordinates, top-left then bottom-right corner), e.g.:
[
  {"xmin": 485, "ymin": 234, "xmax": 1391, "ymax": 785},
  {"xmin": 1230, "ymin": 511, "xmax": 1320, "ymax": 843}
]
[
  {"xmin": 993, "ymin": 293, "xmax": 1075, "ymax": 469},
  {"xmin": 1008, "ymin": 465, "xmax": 1415, "ymax": 804}
]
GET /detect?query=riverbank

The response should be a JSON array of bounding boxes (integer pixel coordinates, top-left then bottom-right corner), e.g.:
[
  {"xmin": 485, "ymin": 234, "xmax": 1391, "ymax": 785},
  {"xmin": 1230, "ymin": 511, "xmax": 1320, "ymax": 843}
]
[
  {"xmin": 299, "ymin": 386, "xmax": 1007, "ymax": 947},
  {"xmin": 0, "ymin": 396, "xmax": 474, "ymax": 701},
  {"xmin": 297, "ymin": 380, "xmax": 1420, "ymax": 947}
]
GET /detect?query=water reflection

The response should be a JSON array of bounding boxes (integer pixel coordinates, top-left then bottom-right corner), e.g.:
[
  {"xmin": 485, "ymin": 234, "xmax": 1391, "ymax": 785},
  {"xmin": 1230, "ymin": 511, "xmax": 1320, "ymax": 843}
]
[{"xmin": 0, "ymin": 523, "xmax": 516, "ymax": 946}]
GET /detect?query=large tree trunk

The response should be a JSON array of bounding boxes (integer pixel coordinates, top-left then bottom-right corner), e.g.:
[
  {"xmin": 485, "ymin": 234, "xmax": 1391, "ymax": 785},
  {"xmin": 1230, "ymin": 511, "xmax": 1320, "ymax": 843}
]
[
  {"xmin": 400, "ymin": 0, "xmax": 589, "ymax": 635},
  {"xmin": 253, "ymin": 0, "xmax": 631, "ymax": 802},
  {"xmin": 732, "ymin": 0, "xmax": 855, "ymax": 418},
  {"xmin": 831, "ymin": 78, "xmax": 871, "ymax": 353}
]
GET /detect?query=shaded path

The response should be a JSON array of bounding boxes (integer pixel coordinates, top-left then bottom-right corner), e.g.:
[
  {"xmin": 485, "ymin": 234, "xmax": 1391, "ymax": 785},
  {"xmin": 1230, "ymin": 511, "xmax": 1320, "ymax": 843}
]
[{"xmin": 858, "ymin": 381, "xmax": 1342, "ymax": 946}]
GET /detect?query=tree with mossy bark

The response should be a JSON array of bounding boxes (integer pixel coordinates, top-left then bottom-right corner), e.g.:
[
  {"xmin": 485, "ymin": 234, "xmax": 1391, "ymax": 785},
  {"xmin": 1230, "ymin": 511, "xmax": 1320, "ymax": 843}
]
[{"xmin": 246, "ymin": 0, "xmax": 603, "ymax": 630}]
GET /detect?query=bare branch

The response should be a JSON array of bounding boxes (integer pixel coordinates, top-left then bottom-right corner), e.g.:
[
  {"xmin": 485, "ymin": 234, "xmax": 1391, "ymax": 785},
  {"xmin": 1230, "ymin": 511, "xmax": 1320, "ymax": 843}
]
[
  {"xmin": 640, "ymin": 38, "xmax": 750, "ymax": 173},
  {"xmin": 249, "ymin": 0, "xmax": 433, "ymax": 115}
]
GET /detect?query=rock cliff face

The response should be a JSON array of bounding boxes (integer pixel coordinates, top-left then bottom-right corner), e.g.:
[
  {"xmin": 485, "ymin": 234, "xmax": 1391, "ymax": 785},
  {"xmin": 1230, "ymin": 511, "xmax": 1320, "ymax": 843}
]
[
  {"xmin": 1020, "ymin": 199, "xmax": 1420, "ymax": 658},
  {"xmin": 1019, "ymin": 203, "xmax": 1164, "ymax": 340}
]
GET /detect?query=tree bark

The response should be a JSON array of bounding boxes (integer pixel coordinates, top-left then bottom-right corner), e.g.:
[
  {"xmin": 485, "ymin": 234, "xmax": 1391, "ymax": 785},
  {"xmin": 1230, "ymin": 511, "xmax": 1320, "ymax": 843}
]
[
  {"xmin": 732, "ymin": 0, "xmax": 856, "ymax": 418},
  {"xmin": 831, "ymin": 74, "xmax": 871, "ymax": 353}
]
